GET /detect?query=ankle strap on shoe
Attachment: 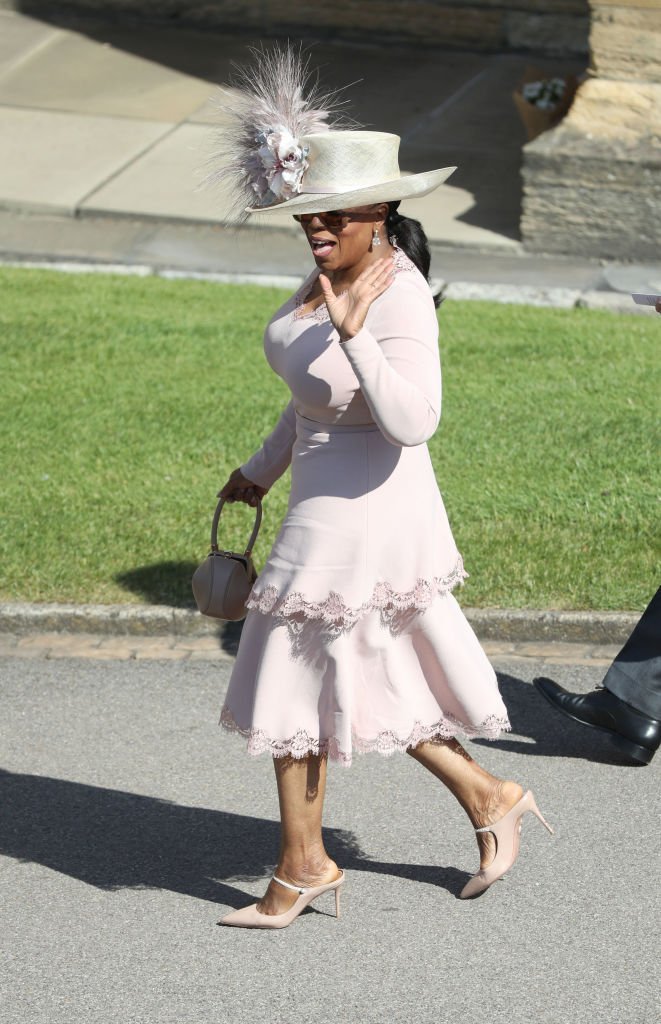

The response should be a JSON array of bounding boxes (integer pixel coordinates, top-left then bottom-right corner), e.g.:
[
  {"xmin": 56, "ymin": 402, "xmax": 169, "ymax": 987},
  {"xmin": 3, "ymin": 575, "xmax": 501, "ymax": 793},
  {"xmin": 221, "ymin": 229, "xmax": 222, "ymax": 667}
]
[{"xmin": 272, "ymin": 874, "xmax": 306, "ymax": 895}]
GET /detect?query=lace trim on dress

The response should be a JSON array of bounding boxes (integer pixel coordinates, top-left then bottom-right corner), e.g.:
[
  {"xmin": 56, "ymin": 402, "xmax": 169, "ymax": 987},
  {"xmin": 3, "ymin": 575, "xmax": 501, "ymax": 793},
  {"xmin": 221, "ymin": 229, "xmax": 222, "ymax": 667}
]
[
  {"xmin": 293, "ymin": 246, "xmax": 415, "ymax": 323},
  {"xmin": 245, "ymin": 556, "xmax": 468, "ymax": 628},
  {"xmin": 219, "ymin": 707, "xmax": 511, "ymax": 766}
]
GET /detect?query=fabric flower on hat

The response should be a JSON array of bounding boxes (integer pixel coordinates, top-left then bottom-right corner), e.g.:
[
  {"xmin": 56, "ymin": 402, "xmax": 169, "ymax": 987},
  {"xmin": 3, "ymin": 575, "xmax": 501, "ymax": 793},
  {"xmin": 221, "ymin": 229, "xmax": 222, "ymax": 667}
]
[{"xmin": 257, "ymin": 126, "xmax": 310, "ymax": 203}]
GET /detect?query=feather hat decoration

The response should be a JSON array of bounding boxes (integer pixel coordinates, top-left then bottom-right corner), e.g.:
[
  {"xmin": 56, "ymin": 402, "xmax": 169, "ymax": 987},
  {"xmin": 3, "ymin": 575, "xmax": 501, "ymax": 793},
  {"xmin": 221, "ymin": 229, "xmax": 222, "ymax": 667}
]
[{"xmin": 207, "ymin": 45, "xmax": 353, "ymax": 221}]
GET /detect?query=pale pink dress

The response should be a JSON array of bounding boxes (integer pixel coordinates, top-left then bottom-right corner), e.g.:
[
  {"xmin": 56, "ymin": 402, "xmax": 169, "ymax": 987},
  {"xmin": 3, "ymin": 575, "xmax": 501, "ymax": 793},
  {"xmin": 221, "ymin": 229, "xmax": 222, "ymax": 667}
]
[{"xmin": 220, "ymin": 248, "xmax": 510, "ymax": 764}]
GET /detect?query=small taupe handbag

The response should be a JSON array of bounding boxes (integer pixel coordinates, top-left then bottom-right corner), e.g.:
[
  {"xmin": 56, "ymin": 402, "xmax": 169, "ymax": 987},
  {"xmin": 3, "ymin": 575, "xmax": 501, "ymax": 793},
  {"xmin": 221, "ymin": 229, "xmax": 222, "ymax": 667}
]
[{"xmin": 191, "ymin": 496, "xmax": 262, "ymax": 621}]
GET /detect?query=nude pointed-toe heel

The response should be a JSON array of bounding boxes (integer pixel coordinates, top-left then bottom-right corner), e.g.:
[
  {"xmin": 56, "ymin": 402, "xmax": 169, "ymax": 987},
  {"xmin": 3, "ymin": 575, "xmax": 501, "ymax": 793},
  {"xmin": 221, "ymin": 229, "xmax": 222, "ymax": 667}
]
[
  {"xmin": 459, "ymin": 790, "xmax": 553, "ymax": 900},
  {"xmin": 218, "ymin": 870, "xmax": 345, "ymax": 930}
]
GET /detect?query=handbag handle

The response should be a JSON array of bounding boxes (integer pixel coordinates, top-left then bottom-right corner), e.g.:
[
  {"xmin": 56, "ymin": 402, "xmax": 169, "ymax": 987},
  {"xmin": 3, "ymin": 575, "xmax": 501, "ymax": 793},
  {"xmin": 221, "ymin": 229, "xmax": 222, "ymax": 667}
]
[{"xmin": 210, "ymin": 495, "xmax": 262, "ymax": 557}]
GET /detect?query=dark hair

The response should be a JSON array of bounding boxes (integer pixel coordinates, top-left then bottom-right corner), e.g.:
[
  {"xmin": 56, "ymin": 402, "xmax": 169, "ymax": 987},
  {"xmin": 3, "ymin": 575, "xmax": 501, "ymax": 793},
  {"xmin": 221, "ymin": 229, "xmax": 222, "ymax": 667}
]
[{"xmin": 386, "ymin": 201, "xmax": 440, "ymax": 307}]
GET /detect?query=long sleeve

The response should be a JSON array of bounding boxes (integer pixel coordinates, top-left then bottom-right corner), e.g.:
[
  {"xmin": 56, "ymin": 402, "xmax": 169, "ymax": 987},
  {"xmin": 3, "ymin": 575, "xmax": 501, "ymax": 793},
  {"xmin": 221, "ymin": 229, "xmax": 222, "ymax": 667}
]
[
  {"xmin": 339, "ymin": 277, "xmax": 442, "ymax": 447},
  {"xmin": 240, "ymin": 399, "xmax": 297, "ymax": 489}
]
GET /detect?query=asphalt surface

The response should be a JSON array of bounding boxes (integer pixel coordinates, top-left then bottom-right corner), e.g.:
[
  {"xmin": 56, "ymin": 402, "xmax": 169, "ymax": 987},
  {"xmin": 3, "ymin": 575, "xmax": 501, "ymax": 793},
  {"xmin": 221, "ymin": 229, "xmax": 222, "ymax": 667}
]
[{"xmin": 1, "ymin": 654, "xmax": 658, "ymax": 1024}]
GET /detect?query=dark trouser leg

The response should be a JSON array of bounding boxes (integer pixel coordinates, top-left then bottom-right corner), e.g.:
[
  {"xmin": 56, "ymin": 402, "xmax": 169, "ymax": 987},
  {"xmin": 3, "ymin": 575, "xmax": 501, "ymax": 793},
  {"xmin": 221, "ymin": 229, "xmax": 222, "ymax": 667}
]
[{"xmin": 603, "ymin": 588, "xmax": 661, "ymax": 721}]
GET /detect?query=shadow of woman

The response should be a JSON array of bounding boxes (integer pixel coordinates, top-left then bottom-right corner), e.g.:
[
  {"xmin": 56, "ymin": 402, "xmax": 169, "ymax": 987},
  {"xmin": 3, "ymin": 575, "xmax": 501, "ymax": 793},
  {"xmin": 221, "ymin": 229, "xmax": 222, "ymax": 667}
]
[{"xmin": 0, "ymin": 770, "xmax": 470, "ymax": 908}]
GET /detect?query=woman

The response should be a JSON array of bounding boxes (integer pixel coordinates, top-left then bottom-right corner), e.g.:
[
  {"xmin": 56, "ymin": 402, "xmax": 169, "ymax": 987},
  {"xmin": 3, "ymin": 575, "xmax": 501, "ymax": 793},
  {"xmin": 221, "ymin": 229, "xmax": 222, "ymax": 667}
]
[{"xmin": 212, "ymin": 51, "xmax": 552, "ymax": 928}]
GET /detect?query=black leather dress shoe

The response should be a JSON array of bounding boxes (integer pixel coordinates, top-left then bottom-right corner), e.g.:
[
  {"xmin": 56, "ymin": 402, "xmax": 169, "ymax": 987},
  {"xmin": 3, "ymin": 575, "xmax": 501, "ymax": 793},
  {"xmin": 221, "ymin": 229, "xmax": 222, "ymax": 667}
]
[{"xmin": 533, "ymin": 677, "xmax": 661, "ymax": 765}]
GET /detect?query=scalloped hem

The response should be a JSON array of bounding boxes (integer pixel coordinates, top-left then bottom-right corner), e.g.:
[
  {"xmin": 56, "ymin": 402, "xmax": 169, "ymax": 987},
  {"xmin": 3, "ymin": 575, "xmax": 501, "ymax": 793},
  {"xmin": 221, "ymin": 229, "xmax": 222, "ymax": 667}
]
[
  {"xmin": 245, "ymin": 556, "xmax": 468, "ymax": 629},
  {"xmin": 219, "ymin": 707, "xmax": 511, "ymax": 766}
]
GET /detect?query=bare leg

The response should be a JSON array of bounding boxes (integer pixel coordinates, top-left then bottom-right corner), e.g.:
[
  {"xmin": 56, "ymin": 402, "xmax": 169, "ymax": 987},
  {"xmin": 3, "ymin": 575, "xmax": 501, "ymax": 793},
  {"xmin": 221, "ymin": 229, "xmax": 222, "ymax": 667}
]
[
  {"xmin": 408, "ymin": 738, "xmax": 523, "ymax": 868},
  {"xmin": 257, "ymin": 753, "xmax": 341, "ymax": 916}
]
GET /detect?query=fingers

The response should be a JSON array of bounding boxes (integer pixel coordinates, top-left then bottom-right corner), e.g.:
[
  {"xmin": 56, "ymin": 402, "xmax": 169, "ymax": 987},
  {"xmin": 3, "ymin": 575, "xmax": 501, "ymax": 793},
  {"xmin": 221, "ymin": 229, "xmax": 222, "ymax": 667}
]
[
  {"xmin": 372, "ymin": 263, "xmax": 396, "ymax": 293},
  {"xmin": 240, "ymin": 488, "xmax": 259, "ymax": 507},
  {"xmin": 318, "ymin": 273, "xmax": 335, "ymax": 300},
  {"xmin": 358, "ymin": 257, "xmax": 393, "ymax": 282},
  {"xmin": 324, "ymin": 259, "xmax": 393, "ymax": 299},
  {"xmin": 219, "ymin": 486, "xmax": 258, "ymax": 506},
  {"xmin": 361, "ymin": 257, "xmax": 395, "ymax": 285},
  {"xmin": 218, "ymin": 470, "xmax": 262, "ymax": 506},
  {"xmin": 355, "ymin": 258, "xmax": 395, "ymax": 300}
]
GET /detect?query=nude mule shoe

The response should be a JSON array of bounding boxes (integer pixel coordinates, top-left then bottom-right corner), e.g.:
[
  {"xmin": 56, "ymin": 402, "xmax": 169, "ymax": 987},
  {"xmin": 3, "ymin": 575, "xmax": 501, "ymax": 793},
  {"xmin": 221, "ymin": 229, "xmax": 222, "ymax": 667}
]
[
  {"xmin": 459, "ymin": 790, "xmax": 553, "ymax": 899},
  {"xmin": 219, "ymin": 871, "xmax": 345, "ymax": 929}
]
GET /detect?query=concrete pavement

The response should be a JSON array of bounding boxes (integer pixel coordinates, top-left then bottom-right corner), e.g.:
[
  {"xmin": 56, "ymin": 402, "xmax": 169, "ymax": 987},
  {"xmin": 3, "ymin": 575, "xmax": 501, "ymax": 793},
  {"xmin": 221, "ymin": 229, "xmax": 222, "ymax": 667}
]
[
  {"xmin": 2, "ymin": 8, "xmax": 661, "ymax": 304},
  {"xmin": 0, "ymin": 651, "xmax": 658, "ymax": 1024},
  {"xmin": 0, "ymin": 9, "xmax": 543, "ymax": 244}
]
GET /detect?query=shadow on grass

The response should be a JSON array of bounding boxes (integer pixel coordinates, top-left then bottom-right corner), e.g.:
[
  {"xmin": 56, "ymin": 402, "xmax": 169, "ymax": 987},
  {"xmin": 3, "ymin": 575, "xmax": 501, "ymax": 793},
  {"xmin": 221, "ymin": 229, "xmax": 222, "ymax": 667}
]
[
  {"xmin": 115, "ymin": 561, "xmax": 199, "ymax": 608},
  {"xmin": 115, "ymin": 561, "xmax": 247, "ymax": 655},
  {"xmin": 0, "ymin": 770, "xmax": 469, "ymax": 907}
]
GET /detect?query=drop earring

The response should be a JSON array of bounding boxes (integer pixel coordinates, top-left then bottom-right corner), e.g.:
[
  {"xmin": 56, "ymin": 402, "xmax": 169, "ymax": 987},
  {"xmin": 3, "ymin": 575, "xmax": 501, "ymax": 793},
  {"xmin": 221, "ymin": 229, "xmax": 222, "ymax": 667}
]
[{"xmin": 372, "ymin": 227, "xmax": 381, "ymax": 247}]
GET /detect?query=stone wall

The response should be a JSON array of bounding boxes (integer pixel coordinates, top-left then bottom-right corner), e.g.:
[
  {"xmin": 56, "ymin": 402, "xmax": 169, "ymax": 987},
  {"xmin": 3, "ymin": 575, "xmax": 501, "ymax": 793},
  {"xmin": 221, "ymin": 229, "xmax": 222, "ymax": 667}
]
[
  {"xmin": 590, "ymin": 0, "xmax": 661, "ymax": 81},
  {"xmin": 522, "ymin": 79, "xmax": 661, "ymax": 259},
  {"xmin": 521, "ymin": 1, "xmax": 661, "ymax": 260},
  {"xmin": 5, "ymin": 1, "xmax": 591, "ymax": 55}
]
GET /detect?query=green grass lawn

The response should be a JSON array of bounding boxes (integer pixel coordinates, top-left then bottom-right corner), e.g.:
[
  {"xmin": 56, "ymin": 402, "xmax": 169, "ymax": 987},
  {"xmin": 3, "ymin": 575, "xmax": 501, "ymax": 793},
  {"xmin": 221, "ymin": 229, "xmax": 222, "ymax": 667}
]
[{"xmin": 1, "ymin": 266, "xmax": 658, "ymax": 610}]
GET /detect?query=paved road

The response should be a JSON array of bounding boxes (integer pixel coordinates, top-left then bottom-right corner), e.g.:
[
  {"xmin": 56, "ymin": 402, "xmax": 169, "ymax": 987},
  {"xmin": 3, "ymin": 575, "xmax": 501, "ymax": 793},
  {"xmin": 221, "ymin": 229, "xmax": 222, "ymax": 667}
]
[{"xmin": 1, "ymin": 652, "xmax": 658, "ymax": 1024}]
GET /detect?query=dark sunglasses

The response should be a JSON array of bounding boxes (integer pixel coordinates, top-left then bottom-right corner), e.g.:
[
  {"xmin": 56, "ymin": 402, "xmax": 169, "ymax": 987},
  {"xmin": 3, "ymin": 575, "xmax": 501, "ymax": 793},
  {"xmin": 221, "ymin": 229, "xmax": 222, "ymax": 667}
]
[{"xmin": 293, "ymin": 207, "xmax": 378, "ymax": 229}]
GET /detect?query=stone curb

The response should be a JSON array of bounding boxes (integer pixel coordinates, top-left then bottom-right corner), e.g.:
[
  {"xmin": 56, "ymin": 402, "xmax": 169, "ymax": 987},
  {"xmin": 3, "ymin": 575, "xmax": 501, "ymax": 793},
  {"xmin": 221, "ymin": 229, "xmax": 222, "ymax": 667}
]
[
  {"xmin": 2, "ymin": 258, "xmax": 658, "ymax": 314},
  {"xmin": 0, "ymin": 602, "xmax": 639, "ymax": 645},
  {"xmin": 0, "ymin": 259, "xmax": 305, "ymax": 291}
]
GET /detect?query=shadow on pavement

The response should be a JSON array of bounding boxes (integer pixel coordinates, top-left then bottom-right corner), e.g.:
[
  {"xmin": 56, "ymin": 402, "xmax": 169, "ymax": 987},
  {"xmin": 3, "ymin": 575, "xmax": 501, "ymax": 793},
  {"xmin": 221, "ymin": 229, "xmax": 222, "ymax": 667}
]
[
  {"xmin": 477, "ymin": 672, "xmax": 631, "ymax": 765},
  {"xmin": 218, "ymin": 619, "xmax": 245, "ymax": 656},
  {"xmin": 0, "ymin": 770, "xmax": 470, "ymax": 905}
]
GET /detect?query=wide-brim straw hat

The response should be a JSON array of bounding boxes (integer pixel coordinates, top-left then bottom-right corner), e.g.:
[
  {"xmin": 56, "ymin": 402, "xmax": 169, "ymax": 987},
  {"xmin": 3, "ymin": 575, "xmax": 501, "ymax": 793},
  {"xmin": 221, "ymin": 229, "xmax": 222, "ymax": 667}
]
[{"xmin": 247, "ymin": 130, "xmax": 455, "ymax": 215}]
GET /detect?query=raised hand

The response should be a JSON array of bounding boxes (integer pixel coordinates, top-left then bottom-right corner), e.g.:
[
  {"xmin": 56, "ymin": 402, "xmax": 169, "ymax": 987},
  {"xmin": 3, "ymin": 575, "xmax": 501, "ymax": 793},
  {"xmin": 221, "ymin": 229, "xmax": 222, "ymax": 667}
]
[{"xmin": 319, "ymin": 257, "xmax": 395, "ymax": 342}]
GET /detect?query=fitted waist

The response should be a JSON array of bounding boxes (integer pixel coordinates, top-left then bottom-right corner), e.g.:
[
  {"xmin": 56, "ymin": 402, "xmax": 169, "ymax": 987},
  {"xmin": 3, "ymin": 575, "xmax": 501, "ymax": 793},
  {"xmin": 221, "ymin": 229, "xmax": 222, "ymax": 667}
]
[{"xmin": 295, "ymin": 410, "xmax": 381, "ymax": 436}]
